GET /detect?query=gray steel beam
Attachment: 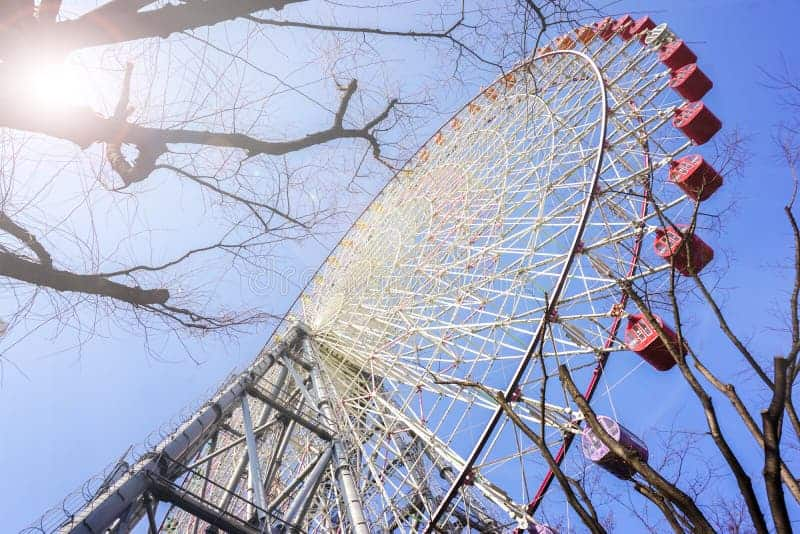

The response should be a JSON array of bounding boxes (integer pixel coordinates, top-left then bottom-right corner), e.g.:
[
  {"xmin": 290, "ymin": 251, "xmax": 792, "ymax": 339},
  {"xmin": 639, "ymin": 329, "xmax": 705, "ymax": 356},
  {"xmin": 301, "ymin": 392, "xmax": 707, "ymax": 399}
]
[
  {"xmin": 149, "ymin": 476, "xmax": 263, "ymax": 534},
  {"xmin": 304, "ymin": 337, "xmax": 370, "ymax": 534},
  {"xmin": 266, "ymin": 445, "xmax": 323, "ymax": 514},
  {"xmin": 246, "ymin": 384, "xmax": 332, "ymax": 440},
  {"xmin": 241, "ymin": 396, "xmax": 268, "ymax": 520},
  {"xmin": 184, "ymin": 417, "xmax": 279, "ymax": 473},
  {"xmin": 144, "ymin": 494, "xmax": 158, "ymax": 534},
  {"xmin": 193, "ymin": 434, "xmax": 218, "ymax": 534},
  {"xmin": 263, "ymin": 417, "xmax": 296, "ymax": 493},
  {"xmin": 282, "ymin": 445, "xmax": 333, "ymax": 528}
]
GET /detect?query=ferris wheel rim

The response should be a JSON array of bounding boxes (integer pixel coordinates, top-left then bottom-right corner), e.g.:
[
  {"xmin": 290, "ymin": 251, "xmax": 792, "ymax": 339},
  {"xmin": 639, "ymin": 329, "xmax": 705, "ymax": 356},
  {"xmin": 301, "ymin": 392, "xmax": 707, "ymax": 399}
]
[
  {"xmin": 422, "ymin": 47, "xmax": 613, "ymax": 531},
  {"xmin": 525, "ymin": 106, "xmax": 656, "ymax": 520}
]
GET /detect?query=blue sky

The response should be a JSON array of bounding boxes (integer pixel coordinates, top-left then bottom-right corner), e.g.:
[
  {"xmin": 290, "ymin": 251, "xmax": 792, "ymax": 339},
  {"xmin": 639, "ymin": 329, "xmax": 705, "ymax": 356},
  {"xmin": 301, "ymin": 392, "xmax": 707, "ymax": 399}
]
[{"xmin": 3, "ymin": 0, "xmax": 800, "ymax": 531}]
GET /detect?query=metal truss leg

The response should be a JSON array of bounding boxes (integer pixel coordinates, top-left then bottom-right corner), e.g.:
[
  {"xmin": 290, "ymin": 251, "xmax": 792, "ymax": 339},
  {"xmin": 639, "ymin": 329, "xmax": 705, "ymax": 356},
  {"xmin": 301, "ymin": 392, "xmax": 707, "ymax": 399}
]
[
  {"xmin": 193, "ymin": 434, "xmax": 218, "ymax": 534},
  {"xmin": 150, "ymin": 476, "xmax": 261, "ymax": 534},
  {"xmin": 144, "ymin": 493, "xmax": 158, "ymax": 534},
  {"xmin": 282, "ymin": 445, "xmax": 333, "ymax": 528},
  {"xmin": 241, "ymin": 396, "xmax": 267, "ymax": 521},
  {"xmin": 263, "ymin": 418, "xmax": 296, "ymax": 494},
  {"xmin": 219, "ymin": 365, "xmax": 289, "ymax": 512},
  {"xmin": 304, "ymin": 337, "xmax": 370, "ymax": 534}
]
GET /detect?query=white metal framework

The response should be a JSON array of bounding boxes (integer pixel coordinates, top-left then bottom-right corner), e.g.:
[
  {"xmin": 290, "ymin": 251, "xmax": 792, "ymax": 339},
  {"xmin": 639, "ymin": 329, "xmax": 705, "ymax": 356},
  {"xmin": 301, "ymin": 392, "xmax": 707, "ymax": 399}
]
[{"xmin": 32, "ymin": 18, "xmax": 707, "ymax": 534}]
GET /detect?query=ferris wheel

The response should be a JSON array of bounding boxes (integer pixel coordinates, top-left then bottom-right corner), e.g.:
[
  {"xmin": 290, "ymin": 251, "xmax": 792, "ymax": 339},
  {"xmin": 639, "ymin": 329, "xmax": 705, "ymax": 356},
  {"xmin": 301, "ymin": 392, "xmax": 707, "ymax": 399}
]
[
  {"xmin": 37, "ymin": 14, "xmax": 725, "ymax": 534},
  {"xmin": 284, "ymin": 15, "xmax": 721, "ymax": 532}
]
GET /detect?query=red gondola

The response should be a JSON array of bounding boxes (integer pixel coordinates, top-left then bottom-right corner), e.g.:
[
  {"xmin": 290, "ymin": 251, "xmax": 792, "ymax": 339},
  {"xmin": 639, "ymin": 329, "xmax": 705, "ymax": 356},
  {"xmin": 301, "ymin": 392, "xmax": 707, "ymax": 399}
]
[
  {"xmin": 654, "ymin": 225, "xmax": 714, "ymax": 275},
  {"xmin": 669, "ymin": 63, "xmax": 713, "ymax": 102},
  {"xmin": 659, "ymin": 40, "xmax": 697, "ymax": 70},
  {"xmin": 669, "ymin": 154, "xmax": 723, "ymax": 201},
  {"xmin": 629, "ymin": 16, "xmax": 656, "ymax": 42},
  {"xmin": 625, "ymin": 312, "xmax": 686, "ymax": 370},
  {"xmin": 673, "ymin": 101, "xmax": 722, "ymax": 145}
]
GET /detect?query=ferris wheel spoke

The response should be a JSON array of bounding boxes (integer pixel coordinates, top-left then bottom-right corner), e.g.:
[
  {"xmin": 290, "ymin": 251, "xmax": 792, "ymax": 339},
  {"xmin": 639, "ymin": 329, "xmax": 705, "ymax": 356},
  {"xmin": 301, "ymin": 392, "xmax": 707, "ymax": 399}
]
[
  {"xmin": 351, "ymin": 359, "xmax": 585, "ymax": 433},
  {"xmin": 368, "ymin": 392, "xmax": 531, "ymax": 520}
]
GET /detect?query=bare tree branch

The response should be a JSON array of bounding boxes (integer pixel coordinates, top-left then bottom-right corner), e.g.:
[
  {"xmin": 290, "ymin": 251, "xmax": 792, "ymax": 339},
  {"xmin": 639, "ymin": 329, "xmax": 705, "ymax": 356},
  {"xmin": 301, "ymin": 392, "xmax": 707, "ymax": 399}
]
[
  {"xmin": 245, "ymin": 13, "xmax": 463, "ymax": 40},
  {"xmin": 624, "ymin": 266, "xmax": 769, "ymax": 534},
  {"xmin": 558, "ymin": 364, "xmax": 716, "ymax": 532},
  {"xmin": 0, "ymin": 78, "xmax": 397, "ymax": 183},
  {"xmin": 633, "ymin": 483, "xmax": 685, "ymax": 534},
  {"xmin": 0, "ymin": 211, "xmax": 52, "ymax": 267},
  {"xmin": 0, "ymin": 250, "xmax": 168, "ymax": 306},
  {"xmin": 33, "ymin": 0, "xmax": 305, "ymax": 53}
]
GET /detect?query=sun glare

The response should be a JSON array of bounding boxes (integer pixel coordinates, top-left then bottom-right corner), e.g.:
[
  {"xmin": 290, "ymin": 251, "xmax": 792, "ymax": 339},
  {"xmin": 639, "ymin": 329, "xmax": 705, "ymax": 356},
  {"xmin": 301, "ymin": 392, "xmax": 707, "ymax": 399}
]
[{"xmin": 22, "ymin": 61, "xmax": 87, "ymax": 109}]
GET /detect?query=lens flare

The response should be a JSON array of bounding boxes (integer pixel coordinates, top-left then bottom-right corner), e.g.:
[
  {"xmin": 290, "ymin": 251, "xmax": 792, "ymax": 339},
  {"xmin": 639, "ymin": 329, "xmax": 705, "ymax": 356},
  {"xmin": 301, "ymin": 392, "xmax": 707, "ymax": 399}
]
[{"xmin": 21, "ymin": 61, "xmax": 87, "ymax": 109}]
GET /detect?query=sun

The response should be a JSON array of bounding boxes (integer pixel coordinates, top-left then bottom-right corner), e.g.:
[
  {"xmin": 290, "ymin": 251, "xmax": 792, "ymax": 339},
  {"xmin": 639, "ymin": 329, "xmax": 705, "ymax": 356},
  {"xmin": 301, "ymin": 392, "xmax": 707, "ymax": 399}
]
[{"xmin": 20, "ymin": 60, "xmax": 88, "ymax": 109}]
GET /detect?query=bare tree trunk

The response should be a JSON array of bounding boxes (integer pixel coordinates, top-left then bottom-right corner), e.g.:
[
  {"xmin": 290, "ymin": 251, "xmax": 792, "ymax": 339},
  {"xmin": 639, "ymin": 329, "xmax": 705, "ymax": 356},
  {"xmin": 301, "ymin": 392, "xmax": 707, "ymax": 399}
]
[
  {"xmin": 762, "ymin": 357, "xmax": 792, "ymax": 533},
  {"xmin": 623, "ymin": 281, "xmax": 769, "ymax": 534}
]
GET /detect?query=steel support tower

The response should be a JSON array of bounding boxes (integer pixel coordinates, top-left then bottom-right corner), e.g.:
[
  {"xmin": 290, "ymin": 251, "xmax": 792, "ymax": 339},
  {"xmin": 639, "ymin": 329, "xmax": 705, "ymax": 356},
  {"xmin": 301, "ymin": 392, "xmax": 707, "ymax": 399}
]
[{"xmin": 58, "ymin": 323, "xmax": 503, "ymax": 533}]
